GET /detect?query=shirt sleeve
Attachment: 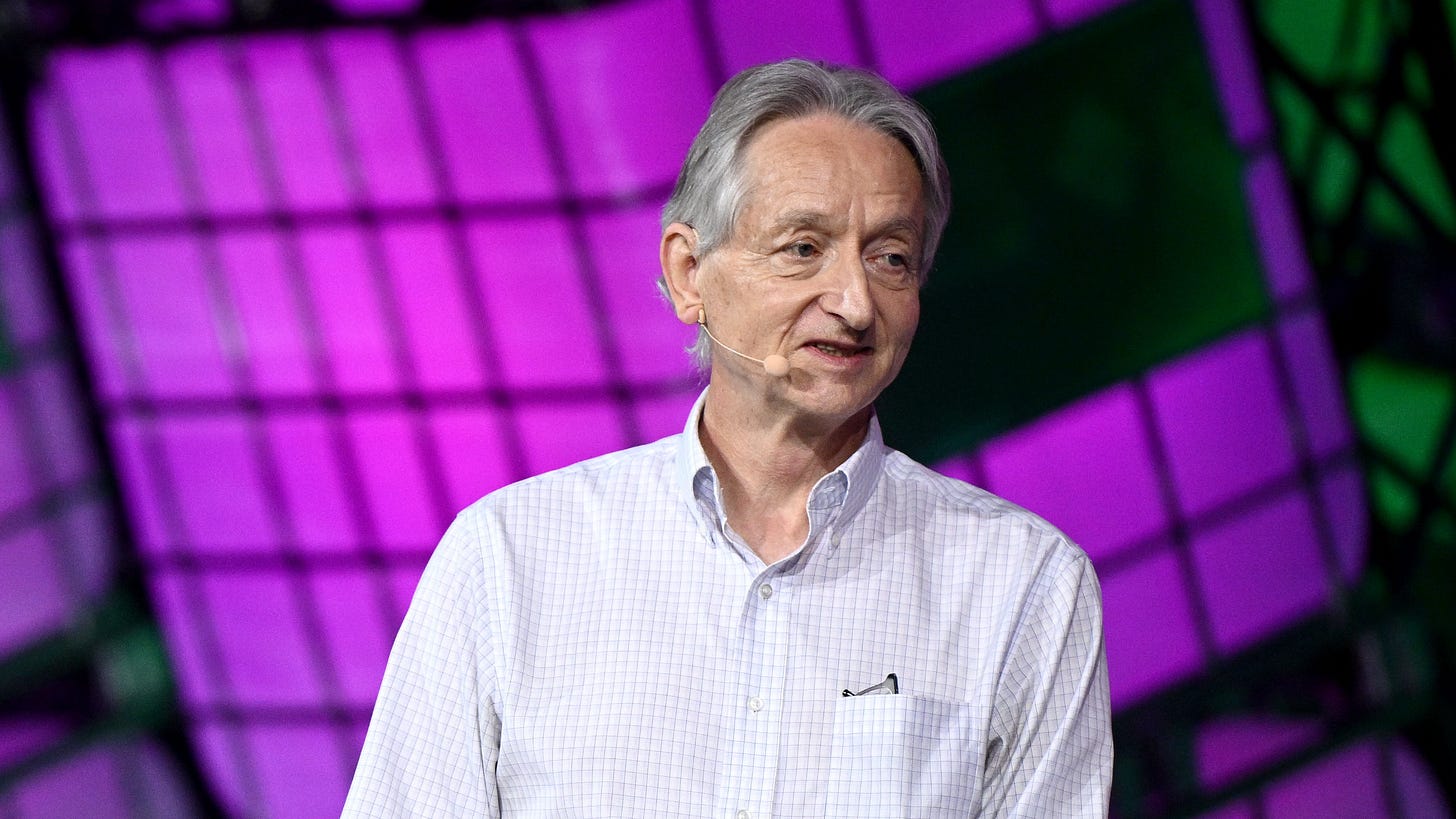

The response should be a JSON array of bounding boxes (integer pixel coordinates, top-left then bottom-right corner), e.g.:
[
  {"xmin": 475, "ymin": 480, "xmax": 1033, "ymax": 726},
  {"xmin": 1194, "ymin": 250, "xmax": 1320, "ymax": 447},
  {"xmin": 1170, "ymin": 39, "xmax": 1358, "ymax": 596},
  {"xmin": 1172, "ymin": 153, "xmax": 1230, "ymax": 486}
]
[
  {"xmin": 342, "ymin": 512, "xmax": 502, "ymax": 817},
  {"xmin": 982, "ymin": 543, "xmax": 1113, "ymax": 817}
]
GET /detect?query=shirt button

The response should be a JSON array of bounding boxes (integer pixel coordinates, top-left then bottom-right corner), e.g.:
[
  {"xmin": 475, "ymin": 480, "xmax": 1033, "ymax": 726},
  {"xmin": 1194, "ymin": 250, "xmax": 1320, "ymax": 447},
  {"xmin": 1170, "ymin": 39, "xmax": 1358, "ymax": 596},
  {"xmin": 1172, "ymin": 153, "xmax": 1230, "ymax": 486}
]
[
  {"xmin": 748, "ymin": 696, "xmax": 763, "ymax": 712},
  {"xmin": 758, "ymin": 584, "xmax": 773, "ymax": 600},
  {"xmin": 737, "ymin": 811, "xmax": 751, "ymax": 819}
]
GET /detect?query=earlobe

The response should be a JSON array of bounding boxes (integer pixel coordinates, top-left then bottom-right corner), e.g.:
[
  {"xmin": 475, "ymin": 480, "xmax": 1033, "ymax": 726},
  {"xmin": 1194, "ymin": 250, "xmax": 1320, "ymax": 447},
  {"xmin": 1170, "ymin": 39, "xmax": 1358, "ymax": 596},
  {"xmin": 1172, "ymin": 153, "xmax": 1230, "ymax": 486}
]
[{"xmin": 660, "ymin": 222, "xmax": 704, "ymax": 325}]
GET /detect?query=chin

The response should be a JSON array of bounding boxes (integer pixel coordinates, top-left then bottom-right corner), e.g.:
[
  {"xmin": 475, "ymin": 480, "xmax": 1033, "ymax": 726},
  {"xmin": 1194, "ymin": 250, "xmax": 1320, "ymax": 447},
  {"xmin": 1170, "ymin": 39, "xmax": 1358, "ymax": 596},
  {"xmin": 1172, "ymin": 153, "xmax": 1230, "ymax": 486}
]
[{"xmin": 788, "ymin": 383, "xmax": 882, "ymax": 425}]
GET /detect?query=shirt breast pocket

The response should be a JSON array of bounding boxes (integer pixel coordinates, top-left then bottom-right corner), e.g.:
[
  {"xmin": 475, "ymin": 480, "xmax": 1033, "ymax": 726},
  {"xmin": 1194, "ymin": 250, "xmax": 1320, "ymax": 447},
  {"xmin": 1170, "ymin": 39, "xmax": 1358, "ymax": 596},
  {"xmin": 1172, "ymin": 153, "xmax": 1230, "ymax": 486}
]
[{"xmin": 826, "ymin": 694, "xmax": 982, "ymax": 818}]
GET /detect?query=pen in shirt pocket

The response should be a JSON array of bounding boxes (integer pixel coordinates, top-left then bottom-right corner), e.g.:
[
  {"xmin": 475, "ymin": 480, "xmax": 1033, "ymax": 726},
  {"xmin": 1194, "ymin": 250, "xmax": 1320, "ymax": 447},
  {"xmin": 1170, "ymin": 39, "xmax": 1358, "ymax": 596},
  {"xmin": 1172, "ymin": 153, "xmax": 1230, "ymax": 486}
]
[{"xmin": 842, "ymin": 673, "xmax": 898, "ymax": 697}]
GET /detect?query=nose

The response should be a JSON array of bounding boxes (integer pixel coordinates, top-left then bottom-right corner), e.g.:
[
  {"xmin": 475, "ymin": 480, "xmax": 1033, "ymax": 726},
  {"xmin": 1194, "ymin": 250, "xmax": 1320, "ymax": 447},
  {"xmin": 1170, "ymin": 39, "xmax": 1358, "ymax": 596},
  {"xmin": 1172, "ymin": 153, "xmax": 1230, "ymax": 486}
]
[{"xmin": 820, "ymin": 251, "xmax": 874, "ymax": 332}]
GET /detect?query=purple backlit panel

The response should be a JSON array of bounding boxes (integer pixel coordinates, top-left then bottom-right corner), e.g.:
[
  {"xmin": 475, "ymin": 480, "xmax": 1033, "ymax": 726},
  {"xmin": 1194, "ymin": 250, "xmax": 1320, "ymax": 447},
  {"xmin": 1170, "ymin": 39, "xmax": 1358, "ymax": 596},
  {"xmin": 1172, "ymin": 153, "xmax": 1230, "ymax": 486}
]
[
  {"xmin": 202, "ymin": 572, "xmax": 327, "ymax": 707},
  {"xmin": 244, "ymin": 37, "xmax": 355, "ymax": 212},
  {"xmin": 0, "ymin": 529, "xmax": 73, "ymax": 650},
  {"xmin": 45, "ymin": 50, "xmax": 185, "ymax": 221},
  {"xmin": 1, "ymin": 739, "xmax": 202, "ymax": 818},
  {"xmin": 246, "ymin": 724, "xmax": 354, "ymax": 819},
  {"xmin": 863, "ymin": 0, "xmax": 1041, "ymax": 89},
  {"xmin": 321, "ymin": 33, "xmax": 437, "ymax": 209},
  {"xmin": 343, "ymin": 409, "xmax": 448, "ymax": 551},
  {"xmin": 1099, "ymin": 550, "xmax": 1205, "ymax": 705},
  {"xmin": 164, "ymin": 44, "xmax": 271, "ymax": 216},
  {"xmin": 0, "ymin": 104, "xmax": 201, "ymax": 814},
  {"xmin": 1262, "ymin": 740, "xmax": 1445, "ymax": 817},
  {"xmin": 528, "ymin": 0, "xmax": 715, "ymax": 199},
  {"xmin": 465, "ymin": 216, "xmax": 609, "ymax": 389},
  {"xmin": 297, "ymin": 226, "xmax": 401, "ymax": 395},
  {"xmin": 1190, "ymin": 492, "xmax": 1329, "ymax": 654},
  {"xmin": 265, "ymin": 414, "xmax": 360, "ymax": 554},
  {"xmin": 215, "ymin": 228, "xmax": 316, "ymax": 396},
  {"xmin": 1194, "ymin": 723, "xmax": 1449, "ymax": 817},
  {"xmin": 415, "ymin": 26, "xmax": 556, "ymax": 202},
  {"xmin": 709, "ymin": 0, "xmax": 862, "ymax": 72},
  {"xmin": 20, "ymin": 0, "xmax": 1405, "ymax": 815},
  {"xmin": 1196, "ymin": 716, "xmax": 1325, "ymax": 790},
  {"xmin": 1150, "ymin": 330, "xmax": 1300, "ymax": 519},
  {"xmin": 586, "ymin": 206, "xmax": 702, "ymax": 384},
  {"xmin": 379, "ymin": 222, "xmax": 485, "ymax": 391},
  {"xmin": 427, "ymin": 406, "xmax": 514, "ymax": 513},
  {"xmin": 0, "ymin": 119, "xmax": 117, "ymax": 657},
  {"xmin": 158, "ymin": 415, "xmax": 277, "ymax": 553},
  {"xmin": 980, "ymin": 384, "xmax": 1168, "ymax": 563}
]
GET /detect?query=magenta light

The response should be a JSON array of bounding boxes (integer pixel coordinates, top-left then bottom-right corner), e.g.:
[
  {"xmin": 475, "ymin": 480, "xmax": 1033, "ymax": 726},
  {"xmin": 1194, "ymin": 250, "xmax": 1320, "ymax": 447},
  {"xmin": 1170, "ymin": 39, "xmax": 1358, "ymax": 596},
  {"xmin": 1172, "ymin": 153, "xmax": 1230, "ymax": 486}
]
[
  {"xmin": 584, "ymin": 206, "xmax": 700, "ymax": 385},
  {"xmin": 526, "ymin": 0, "xmax": 714, "ymax": 199},
  {"xmin": 1101, "ymin": 551, "xmax": 1206, "ymax": 707},
  {"xmin": 164, "ymin": 43, "xmax": 271, "ymax": 216},
  {"xmin": 1191, "ymin": 0, "xmax": 1272, "ymax": 149},
  {"xmin": 1191, "ymin": 493, "xmax": 1331, "ymax": 653},
  {"xmin": 466, "ymin": 215, "xmax": 611, "ymax": 389},
  {"xmin": 1150, "ymin": 330, "xmax": 1300, "ymax": 518},
  {"xmin": 265, "ymin": 414, "xmax": 362, "ymax": 554},
  {"xmin": 412, "ymin": 24, "xmax": 557, "ymax": 202},
  {"xmin": 378, "ymin": 222, "xmax": 489, "ymax": 392},
  {"xmin": 980, "ymin": 384, "xmax": 1168, "ymax": 563},
  {"xmin": 15, "ymin": 0, "xmax": 1403, "ymax": 814},
  {"xmin": 709, "ymin": 0, "xmax": 862, "ymax": 74},
  {"xmin": 862, "ymin": 0, "xmax": 1041, "ymax": 89}
]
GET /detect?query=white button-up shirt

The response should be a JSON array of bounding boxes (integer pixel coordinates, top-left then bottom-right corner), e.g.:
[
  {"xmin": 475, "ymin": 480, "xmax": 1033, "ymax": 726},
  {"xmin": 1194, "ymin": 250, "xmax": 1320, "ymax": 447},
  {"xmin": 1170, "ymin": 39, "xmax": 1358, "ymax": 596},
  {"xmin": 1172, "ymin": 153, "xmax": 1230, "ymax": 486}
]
[{"xmin": 344, "ymin": 391, "xmax": 1112, "ymax": 817}]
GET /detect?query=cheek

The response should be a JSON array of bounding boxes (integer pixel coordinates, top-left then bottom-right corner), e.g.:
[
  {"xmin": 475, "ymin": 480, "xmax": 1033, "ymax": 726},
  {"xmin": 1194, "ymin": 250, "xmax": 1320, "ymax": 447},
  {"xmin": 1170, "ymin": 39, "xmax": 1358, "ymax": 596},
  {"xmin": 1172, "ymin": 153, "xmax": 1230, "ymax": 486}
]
[{"xmin": 885, "ymin": 295, "xmax": 920, "ymax": 343}]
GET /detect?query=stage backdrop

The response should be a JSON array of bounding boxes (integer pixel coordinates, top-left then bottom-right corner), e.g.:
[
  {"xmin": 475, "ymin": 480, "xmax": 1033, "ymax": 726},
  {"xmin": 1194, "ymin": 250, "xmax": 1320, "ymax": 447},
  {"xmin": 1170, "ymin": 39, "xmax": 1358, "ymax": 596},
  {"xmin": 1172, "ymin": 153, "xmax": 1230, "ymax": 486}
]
[{"xmin": 5, "ymin": 0, "xmax": 1448, "ymax": 815}]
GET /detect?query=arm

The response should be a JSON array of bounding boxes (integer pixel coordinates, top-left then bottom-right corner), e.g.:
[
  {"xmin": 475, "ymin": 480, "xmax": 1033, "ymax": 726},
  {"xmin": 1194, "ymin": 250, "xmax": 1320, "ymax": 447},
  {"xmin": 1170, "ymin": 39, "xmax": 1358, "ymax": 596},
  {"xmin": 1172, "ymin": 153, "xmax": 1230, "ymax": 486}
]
[
  {"xmin": 982, "ymin": 546, "xmax": 1112, "ymax": 817},
  {"xmin": 342, "ymin": 513, "xmax": 502, "ymax": 817}
]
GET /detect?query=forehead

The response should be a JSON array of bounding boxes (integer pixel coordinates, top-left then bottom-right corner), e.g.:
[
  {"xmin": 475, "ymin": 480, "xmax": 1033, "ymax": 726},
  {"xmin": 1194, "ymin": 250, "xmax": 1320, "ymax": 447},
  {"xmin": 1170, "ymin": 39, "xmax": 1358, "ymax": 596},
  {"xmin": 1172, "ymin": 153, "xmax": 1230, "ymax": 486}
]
[{"xmin": 735, "ymin": 114, "xmax": 924, "ymax": 221}]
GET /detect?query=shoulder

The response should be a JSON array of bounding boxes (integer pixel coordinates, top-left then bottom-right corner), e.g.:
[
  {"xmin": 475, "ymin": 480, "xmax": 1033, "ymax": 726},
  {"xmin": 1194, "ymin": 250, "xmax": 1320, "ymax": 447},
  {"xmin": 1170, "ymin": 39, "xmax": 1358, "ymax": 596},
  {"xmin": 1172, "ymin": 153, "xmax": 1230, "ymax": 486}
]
[
  {"xmin": 463, "ymin": 434, "xmax": 679, "ymax": 516},
  {"xmin": 875, "ymin": 447, "xmax": 1092, "ymax": 578},
  {"xmin": 443, "ymin": 434, "xmax": 683, "ymax": 565}
]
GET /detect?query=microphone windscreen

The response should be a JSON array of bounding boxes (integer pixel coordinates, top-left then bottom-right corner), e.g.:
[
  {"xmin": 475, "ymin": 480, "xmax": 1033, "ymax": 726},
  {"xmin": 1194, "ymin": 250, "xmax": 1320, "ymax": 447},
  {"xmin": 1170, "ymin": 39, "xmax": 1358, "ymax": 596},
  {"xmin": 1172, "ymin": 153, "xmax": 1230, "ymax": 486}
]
[{"xmin": 764, "ymin": 355, "xmax": 790, "ymax": 377}]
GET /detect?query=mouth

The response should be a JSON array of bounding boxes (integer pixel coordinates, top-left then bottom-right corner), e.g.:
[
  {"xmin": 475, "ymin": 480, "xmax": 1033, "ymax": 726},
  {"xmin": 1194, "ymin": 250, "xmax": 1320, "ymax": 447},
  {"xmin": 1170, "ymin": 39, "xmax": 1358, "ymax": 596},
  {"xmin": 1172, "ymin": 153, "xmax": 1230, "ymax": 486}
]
[{"xmin": 805, "ymin": 340, "xmax": 873, "ymax": 359}]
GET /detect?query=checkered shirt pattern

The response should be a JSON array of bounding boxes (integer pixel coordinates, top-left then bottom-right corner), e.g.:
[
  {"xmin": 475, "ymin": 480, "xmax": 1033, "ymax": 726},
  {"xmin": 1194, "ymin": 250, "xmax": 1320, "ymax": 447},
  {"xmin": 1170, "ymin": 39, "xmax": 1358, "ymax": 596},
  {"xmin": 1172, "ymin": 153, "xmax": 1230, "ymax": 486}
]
[{"xmin": 343, "ymin": 390, "xmax": 1112, "ymax": 817}]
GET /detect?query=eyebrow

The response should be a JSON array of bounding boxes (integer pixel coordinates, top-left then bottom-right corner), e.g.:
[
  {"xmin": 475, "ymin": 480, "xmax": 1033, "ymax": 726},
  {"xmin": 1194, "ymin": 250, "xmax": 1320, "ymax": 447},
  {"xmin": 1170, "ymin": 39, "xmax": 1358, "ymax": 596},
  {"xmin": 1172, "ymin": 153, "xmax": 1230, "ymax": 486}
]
[
  {"xmin": 874, "ymin": 217, "xmax": 924, "ymax": 242},
  {"xmin": 768, "ymin": 209, "xmax": 833, "ymax": 234},
  {"xmin": 767, "ymin": 211, "xmax": 924, "ymax": 242}
]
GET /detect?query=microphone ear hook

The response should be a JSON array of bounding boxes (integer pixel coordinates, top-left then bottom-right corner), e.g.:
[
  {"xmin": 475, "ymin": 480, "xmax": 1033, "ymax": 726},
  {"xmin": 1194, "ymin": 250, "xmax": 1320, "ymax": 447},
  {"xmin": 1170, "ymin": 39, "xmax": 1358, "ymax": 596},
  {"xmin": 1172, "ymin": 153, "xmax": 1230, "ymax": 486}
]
[{"xmin": 697, "ymin": 307, "xmax": 790, "ymax": 377}]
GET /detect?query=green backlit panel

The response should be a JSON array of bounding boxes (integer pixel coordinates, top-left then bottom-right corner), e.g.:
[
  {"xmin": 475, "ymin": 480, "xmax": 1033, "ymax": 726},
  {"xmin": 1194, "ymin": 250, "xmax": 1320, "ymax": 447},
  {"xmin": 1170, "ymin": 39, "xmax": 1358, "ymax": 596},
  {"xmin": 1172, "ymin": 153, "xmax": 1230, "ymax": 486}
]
[
  {"xmin": 0, "ymin": 314, "xmax": 13, "ymax": 376},
  {"xmin": 1350, "ymin": 353, "xmax": 1456, "ymax": 529},
  {"xmin": 1257, "ymin": 0, "xmax": 1456, "ymax": 242},
  {"xmin": 881, "ymin": 0, "xmax": 1269, "ymax": 460}
]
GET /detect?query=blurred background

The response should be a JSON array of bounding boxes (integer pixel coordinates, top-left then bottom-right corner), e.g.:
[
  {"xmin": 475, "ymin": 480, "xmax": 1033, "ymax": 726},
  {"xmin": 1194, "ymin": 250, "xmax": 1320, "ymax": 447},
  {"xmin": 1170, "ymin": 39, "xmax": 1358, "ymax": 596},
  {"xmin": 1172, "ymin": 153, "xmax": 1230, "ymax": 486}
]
[{"xmin": 0, "ymin": 0, "xmax": 1452, "ymax": 815}]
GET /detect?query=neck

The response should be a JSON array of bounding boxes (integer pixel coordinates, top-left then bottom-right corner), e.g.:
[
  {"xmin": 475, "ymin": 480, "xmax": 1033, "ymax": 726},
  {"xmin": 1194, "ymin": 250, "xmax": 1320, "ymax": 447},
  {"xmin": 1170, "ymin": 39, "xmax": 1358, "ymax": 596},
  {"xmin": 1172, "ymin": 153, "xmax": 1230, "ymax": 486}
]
[{"xmin": 698, "ymin": 385, "xmax": 870, "ymax": 564}]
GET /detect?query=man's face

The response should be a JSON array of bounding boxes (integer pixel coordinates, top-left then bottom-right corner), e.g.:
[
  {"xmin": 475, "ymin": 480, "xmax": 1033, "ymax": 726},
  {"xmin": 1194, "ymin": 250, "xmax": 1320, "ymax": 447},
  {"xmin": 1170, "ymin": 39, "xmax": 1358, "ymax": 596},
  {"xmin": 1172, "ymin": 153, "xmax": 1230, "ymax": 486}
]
[{"xmin": 697, "ymin": 113, "xmax": 925, "ymax": 427}]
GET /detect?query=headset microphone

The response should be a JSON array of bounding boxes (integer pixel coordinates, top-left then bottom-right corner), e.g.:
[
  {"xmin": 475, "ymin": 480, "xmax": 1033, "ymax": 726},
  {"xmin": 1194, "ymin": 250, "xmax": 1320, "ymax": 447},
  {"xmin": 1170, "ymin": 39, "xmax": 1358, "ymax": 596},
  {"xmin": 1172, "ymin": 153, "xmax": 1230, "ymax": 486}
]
[{"xmin": 698, "ymin": 309, "xmax": 790, "ymax": 377}]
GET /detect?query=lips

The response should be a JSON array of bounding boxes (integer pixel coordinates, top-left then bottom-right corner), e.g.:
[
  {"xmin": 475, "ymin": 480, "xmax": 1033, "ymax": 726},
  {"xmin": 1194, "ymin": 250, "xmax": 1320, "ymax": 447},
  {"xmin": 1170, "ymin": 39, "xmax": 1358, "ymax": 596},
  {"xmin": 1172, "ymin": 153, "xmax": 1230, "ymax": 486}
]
[{"xmin": 805, "ymin": 340, "xmax": 872, "ymax": 358}]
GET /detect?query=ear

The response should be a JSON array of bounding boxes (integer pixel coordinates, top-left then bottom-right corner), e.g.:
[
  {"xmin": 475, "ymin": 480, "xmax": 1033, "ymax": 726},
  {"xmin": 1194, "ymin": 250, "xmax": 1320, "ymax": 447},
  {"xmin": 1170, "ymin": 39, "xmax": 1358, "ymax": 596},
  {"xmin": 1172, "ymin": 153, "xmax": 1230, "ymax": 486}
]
[{"xmin": 660, "ymin": 222, "xmax": 705, "ymax": 325}]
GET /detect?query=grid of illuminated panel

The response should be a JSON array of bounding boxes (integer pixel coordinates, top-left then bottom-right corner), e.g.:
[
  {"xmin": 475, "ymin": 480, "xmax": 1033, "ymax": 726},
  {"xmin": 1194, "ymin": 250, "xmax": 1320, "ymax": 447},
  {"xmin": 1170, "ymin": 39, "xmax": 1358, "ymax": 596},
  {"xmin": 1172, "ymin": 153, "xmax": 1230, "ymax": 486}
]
[
  {"xmin": 0, "ymin": 110, "xmax": 202, "ymax": 816},
  {"xmin": 18, "ymin": 0, "xmax": 1441, "ymax": 815},
  {"xmin": 0, "ymin": 95, "xmax": 110, "ymax": 678}
]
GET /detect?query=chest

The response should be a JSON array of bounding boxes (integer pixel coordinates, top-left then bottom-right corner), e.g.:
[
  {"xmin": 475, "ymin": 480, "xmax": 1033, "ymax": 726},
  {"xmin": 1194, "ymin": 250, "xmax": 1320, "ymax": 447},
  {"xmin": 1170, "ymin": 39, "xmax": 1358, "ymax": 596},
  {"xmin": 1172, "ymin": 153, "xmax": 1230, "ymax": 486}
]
[{"xmin": 490, "ymin": 551, "xmax": 1002, "ymax": 816}]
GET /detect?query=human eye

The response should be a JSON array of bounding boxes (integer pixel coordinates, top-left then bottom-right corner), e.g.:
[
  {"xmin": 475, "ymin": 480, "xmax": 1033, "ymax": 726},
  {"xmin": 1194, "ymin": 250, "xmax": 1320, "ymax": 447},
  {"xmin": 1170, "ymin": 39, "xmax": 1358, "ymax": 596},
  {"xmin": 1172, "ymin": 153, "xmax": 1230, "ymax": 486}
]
[
  {"xmin": 868, "ymin": 249, "xmax": 919, "ymax": 286},
  {"xmin": 783, "ymin": 240, "xmax": 819, "ymax": 260}
]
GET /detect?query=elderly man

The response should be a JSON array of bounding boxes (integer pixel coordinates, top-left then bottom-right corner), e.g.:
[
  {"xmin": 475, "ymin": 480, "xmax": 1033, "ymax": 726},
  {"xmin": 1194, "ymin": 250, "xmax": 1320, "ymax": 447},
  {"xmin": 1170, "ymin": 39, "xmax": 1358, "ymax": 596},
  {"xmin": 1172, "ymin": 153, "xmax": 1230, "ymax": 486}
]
[{"xmin": 345, "ymin": 59, "xmax": 1111, "ymax": 817}]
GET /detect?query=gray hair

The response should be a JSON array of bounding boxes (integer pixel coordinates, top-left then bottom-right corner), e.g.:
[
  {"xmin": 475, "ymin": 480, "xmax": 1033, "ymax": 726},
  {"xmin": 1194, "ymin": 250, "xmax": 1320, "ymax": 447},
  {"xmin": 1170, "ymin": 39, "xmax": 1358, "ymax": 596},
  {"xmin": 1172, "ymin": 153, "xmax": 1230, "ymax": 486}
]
[{"xmin": 659, "ymin": 59, "xmax": 951, "ymax": 369}]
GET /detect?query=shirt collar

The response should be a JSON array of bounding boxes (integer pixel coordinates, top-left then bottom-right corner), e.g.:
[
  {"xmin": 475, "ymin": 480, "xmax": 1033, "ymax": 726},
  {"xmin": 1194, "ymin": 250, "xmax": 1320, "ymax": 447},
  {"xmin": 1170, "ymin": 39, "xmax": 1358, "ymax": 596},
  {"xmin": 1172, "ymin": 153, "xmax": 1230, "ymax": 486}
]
[{"xmin": 675, "ymin": 387, "xmax": 885, "ymax": 544}]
